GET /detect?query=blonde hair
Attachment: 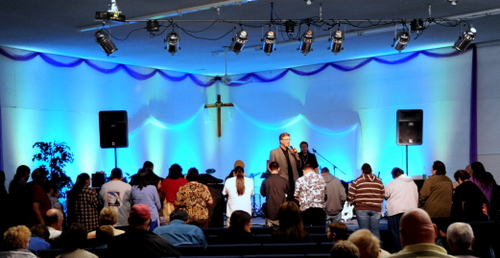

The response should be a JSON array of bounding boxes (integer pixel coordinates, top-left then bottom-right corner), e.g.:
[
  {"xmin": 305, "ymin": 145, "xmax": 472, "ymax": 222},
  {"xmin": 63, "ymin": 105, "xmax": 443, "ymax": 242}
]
[
  {"xmin": 3, "ymin": 225, "xmax": 31, "ymax": 250},
  {"xmin": 330, "ymin": 241, "xmax": 360, "ymax": 258},
  {"xmin": 100, "ymin": 207, "xmax": 118, "ymax": 225},
  {"xmin": 347, "ymin": 229, "xmax": 380, "ymax": 258}
]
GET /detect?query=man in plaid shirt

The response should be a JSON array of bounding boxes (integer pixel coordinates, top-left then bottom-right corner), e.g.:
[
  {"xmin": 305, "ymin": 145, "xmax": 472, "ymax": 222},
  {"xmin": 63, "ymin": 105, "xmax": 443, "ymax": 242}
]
[{"xmin": 294, "ymin": 163, "xmax": 326, "ymax": 226}]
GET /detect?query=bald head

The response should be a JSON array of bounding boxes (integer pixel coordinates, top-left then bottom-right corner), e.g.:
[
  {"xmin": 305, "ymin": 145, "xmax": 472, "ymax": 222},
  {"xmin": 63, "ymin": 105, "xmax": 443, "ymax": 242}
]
[
  {"xmin": 46, "ymin": 209, "xmax": 64, "ymax": 229},
  {"xmin": 399, "ymin": 208, "xmax": 438, "ymax": 247}
]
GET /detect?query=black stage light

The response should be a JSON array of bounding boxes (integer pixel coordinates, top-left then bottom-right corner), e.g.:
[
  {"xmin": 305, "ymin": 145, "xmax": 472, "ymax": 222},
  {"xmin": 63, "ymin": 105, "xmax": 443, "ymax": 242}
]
[
  {"xmin": 453, "ymin": 27, "xmax": 476, "ymax": 52},
  {"xmin": 165, "ymin": 32, "xmax": 180, "ymax": 55},
  {"xmin": 329, "ymin": 30, "xmax": 344, "ymax": 54},
  {"xmin": 392, "ymin": 31, "xmax": 410, "ymax": 52},
  {"xmin": 262, "ymin": 30, "xmax": 276, "ymax": 55},
  {"xmin": 299, "ymin": 30, "xmax": 314, "ymax": 55},
  {"xmin": 95, "ymin": 30, "xmax": 117, "ymax": 56},
  {"xmin": 230, "ymin": 30, "xmax": 248, "ymax": 54}
]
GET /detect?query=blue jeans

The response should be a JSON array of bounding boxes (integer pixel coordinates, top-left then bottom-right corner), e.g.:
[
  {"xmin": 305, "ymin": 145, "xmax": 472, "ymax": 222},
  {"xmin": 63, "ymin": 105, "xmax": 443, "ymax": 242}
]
[{"xmin": 355, "ymin": 210, "xmax": 381, "ymax": 239}]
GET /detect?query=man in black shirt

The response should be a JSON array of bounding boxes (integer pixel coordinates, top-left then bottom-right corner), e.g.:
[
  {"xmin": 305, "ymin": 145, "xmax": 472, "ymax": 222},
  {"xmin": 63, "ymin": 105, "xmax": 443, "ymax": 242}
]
[
  {"xmin": 261, "ymin": 161, "xmax": 290, "ymax": 228},
  {"xmin": 299, "ymin": 141, "xmax": 319, "ymax": 172}
]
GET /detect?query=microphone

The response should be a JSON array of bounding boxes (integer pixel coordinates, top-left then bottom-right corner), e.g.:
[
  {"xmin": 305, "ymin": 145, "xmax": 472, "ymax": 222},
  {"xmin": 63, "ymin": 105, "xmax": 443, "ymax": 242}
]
[
  {"xmin": 378, "ymin": 171, "xmax": 380, "ymax": 178},
  {"xmin": 288, "ymin": 145, "xmax": 294, "ymax": 149},
  {"xmin": 312, "ymin": 148, "xmax": 317, "ymax": 153}
]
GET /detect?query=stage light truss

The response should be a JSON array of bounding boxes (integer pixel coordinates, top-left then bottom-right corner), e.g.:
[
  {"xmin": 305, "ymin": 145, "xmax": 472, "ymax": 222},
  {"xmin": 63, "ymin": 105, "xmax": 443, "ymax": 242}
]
[{"xmin": 84, "ymin": 3, "xmax": 500, "ymax": 56}]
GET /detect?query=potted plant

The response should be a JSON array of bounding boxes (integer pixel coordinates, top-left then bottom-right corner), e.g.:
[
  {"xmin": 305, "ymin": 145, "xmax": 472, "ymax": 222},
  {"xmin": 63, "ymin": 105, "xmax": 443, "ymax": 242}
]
[{"xmin": 32, "ymin": 141, "xmax": 74, "ymax": 193}]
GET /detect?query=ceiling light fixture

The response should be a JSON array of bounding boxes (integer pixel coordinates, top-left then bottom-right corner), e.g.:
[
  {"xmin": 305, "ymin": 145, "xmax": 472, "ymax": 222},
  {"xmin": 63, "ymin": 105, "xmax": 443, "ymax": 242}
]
[
  {"xmin": 453, "ymin": 27, "xmax": 476, "ymax": 52},
  {"xmin": 304, "ymin": 0, "xmax": 313, "ymax": 5},
  {"xmin": 447, "ymin": 0, "xmax": 458, "ymax": 6},
  {"xmin": 392, "ymin": 30, "xmax": 410, "ymax": 52},
  {"xmin": 229, "ymin": 29, "xmax": 248, "ymax": 54},
  {"xmin": 146, "ymin": 20, "xmax": 160, "ymax": 35},
  {"xmin": 165, "ymin": 32, "xmax": 180, "ymax": 55},
  {"xmin": 285, "ymin": 20, "xmax": 296, "ymax": 36},
  {"xmin": 299, "ymin": 30, "xmax": 314, "ymax": 55},
  {"xmin": 95, "ymin": 30, "xmax": 117, "ymax": 56},
  {"xmin": 261, "ymin": 30, "xmax": 276, "ymax": 55},
  {"xmin": 329, "ymin": 30, "xmax": 344, "ymax": 55}
]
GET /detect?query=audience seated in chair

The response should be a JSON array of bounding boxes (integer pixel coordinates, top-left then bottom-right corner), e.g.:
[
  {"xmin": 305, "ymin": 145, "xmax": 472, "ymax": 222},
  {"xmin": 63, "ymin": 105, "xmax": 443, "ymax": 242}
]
[
  {"xmin": 45, "ymin": 209, "xmax": 64, "ymax": 240},
  {"xmin": 327, "ymin": 222, "xmax": 348, "ymax": 243},
  {"xmin": 87, "ymin": 207, "xmax": 125, "ymax": 239},
  {"xmin": 216, "ymin": 210, "xmax": 256, "ymax": 244},
  {"xmin": 348, "ymin": 229, "xmax": 390, "ymax": 258},
  {"xmin": 153, "ymin": 209, "xmax": 208, "ymax": 248},
  {"xmin": 387, "ymin": 208, "xmax": 456, "ymax": 258},
  {"xmin": 269, "ymin": 201, "xmax": 313, "ymax": 243},
  {"xmin": 446, "ymin": 222, "xmax": 478, "ymax": 258},
  {"xmin": 106, "ymin": 204, "xmax": 181, "ymax": 257},
  {"xmin": 330, "ymin": 241, "xmax": 361, "ymax": 258},
  {"xmin": 28, "ymin": 224, "xmax": 50, "ymax": 252},
  {"xmin": 57, "ymin": 222, "xmax": 98, "ymax": 258},
  {"xmin": 0, "ymin": 225, "xmax": 37, "ymax": 258}
]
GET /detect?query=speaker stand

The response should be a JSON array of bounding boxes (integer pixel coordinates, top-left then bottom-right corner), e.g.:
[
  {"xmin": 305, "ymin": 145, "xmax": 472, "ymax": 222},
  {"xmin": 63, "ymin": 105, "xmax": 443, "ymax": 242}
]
[
  {"xmin": 405, "ymin": 145, "xmax": 409, "ymax": 175},
  {"xmin": 114, "ymin": 147, "xmax": 118, "ymax": 168}
]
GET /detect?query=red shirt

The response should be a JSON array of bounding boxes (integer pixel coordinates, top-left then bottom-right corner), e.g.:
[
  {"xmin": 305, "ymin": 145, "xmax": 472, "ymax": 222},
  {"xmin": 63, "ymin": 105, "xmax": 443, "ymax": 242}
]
[{"xmin": 161, "ymin": 178, "xmax": 188, "ymax": 203}]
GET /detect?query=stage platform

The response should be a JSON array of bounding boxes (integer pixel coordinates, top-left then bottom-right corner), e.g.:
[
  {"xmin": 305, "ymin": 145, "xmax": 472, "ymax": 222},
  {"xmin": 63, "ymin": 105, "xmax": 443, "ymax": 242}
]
[{"xmin": 248, "ymin": 216, "xmax": 388, "ymax": 232}]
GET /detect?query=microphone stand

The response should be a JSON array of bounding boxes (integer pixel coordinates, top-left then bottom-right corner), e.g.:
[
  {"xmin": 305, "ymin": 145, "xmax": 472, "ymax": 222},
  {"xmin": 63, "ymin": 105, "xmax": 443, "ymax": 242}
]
[{"xmin": 313, "ymin": 148, "xmax": 346, "ymax": 176}]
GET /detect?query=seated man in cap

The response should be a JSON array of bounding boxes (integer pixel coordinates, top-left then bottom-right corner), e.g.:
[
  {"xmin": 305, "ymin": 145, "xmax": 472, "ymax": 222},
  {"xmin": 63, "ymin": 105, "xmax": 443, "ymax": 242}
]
[{"xmin": 107, "ymin": 204, "xmax": 181, "ymax": 257}]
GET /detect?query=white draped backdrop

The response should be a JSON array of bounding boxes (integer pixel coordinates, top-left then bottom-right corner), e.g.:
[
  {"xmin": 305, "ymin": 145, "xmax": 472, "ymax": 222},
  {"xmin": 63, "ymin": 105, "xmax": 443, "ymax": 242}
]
[{"xmin": 0, "ymin": 46, "xmax": 475, "ymax": 192}]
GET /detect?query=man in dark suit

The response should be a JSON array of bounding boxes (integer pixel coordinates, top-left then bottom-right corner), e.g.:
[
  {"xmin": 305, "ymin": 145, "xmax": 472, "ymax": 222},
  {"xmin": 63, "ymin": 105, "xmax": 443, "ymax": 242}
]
[{"xmin": 268, "ymin": 132, "xmax": 301, "ymax": 199}]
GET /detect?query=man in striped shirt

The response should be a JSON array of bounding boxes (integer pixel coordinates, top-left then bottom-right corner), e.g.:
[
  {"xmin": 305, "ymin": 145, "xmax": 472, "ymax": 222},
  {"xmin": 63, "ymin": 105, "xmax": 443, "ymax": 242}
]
[{"xmin": 348, "ymin": 163, "xmax": 385, "ymax": 239}]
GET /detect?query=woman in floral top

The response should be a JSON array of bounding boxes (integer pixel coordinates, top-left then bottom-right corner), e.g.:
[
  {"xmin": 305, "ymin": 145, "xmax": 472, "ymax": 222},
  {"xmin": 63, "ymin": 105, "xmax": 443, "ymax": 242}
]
[{"xmin": 175, "ymin": 168, "xmax": 213, "ymax": 228}]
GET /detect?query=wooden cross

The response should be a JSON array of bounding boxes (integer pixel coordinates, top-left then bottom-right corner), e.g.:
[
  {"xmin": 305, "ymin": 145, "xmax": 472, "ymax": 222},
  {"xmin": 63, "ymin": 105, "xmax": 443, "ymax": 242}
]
[{"xmin": 204, "ymin": 94, "xmax": 234, "ymax": 137}]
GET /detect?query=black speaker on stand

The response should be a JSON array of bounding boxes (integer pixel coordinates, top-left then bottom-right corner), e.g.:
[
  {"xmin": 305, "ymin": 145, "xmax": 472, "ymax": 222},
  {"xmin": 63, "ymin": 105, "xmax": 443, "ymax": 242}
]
[
  {"xmin": 397, "ymin": 109, "xmax": 423, "ymax": 175},
  {"xmin": 99, "ymin": 110, "xmax": 129, "ymax": 168}
]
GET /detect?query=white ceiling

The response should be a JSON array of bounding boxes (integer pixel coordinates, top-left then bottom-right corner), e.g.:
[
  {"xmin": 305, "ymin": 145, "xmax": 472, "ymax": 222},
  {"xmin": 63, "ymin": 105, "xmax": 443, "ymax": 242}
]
[{"xmin": 1, "ymin": 0, "xmax": 500, "ymax": 76}]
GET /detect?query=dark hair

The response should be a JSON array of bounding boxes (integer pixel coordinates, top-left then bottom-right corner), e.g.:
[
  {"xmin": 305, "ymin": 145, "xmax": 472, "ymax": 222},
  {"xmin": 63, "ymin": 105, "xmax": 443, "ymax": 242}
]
[
  {"xmin": 14, "ymin": 165, "xmax": 30, "ymax": 180},
  {"xmin": 70, "ymin": 173, "xmax": 90, "ymax": 196},
  {"xmin": 110, "ymin": 168, "xmax": 123, "ymax": 179},
  {"xmin": 31, "ymin": 168, "xmax": 48, "ymax": 184},
  {"xmin": 470, "ymin": 161, "xmax": 495, "ymax": 189},
  {"xmin": 433, "ymin": 160, "xmax": 446, "ymax": 175},
  {"xmin": 170, "ymin": 209, "xmax": 189, "ymax": 222},
  {"xmin": 60, "ymin": 223, "xmax": 88, "ymax": 251},
  {"xmin": 186, "ymin": 167, "xmax": 199, "ymax": 182},
  {"xmin": 302, "ymin": 163, "xmax": 314, "ymax": 170},
  {"xmin": 269, "ymin": 161, "xmax": 280, "ymax": 171},
  {"xmin": 137, "ymin": 171, "xmax": 156, "ymax": 190},
  {"xmin": 454, "ymin": 170, "xmax": 470, "ymax": 182},
  {"xmin": 278, "ymin": 201, "xmax": 308, "ymax": 241},
  {"xmin": 142, "ymin": 161, "xmax": 154, "ymax": 171},
  {"xmin": 234, "ymin": 166, "xmax": 245, "ymax": 196},
  {"xmin": 229, "ymin": 210, "xmax": 251, "ymax": 231},
  {"xmin": 391, "ymin": 168, "xmax": 404, "ymax": 179},
  {"xmin": 30, "ymin": 224, "xmax": 50, "ymax": 241},
  {"xmin": 300, "ymin": 141, "xmax": 308, "ymax": 147},
  {"xmin": 321, "ymin": 167, "xmax": 330, "ymax": 173},
  {"xmin": 328, "ymin": 222, "xmax": 348, "ymax": 240},
  {"xmin": 67, "ymin": 173, "xmax": 90, "ymax": 223},
  {"xmin": 361, "ymin": 163, "xmax": 372, "ymax": 174},
  {"xmin": 167, "ymin": 164, "xmax": 183, "ymax": 179}
]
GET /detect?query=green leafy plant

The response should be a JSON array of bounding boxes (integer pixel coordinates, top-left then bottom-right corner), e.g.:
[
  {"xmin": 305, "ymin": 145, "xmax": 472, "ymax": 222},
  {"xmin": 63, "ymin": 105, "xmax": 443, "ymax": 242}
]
[{"xmin": 32, "ymin": 141, "xmax": 74, "ymax": 192}]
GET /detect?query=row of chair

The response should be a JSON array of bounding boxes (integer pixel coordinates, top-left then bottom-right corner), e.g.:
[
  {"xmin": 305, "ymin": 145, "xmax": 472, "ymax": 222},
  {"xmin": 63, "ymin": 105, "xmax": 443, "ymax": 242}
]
[{"xmin": 35, "ymin": 242, "xmax": 335, "ymax": 258}]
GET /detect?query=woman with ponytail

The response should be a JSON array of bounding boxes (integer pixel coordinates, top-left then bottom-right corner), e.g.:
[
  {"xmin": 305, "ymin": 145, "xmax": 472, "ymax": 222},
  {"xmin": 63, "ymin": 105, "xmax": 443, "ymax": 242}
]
[{"xmin": 222, "ymin": 166, "xmax": 254, "ymax": 227}]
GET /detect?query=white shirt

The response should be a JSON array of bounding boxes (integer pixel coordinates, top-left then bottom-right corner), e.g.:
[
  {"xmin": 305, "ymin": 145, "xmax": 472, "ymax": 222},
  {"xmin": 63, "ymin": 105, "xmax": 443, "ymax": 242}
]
[
  {"xmin": 385, "ymin": 174, "xmax": 418, "ymax": 216},
  {"xmin": 99, "ymin": 180, "xmax": 132, "ymax": 227},
  {"xmin": 222, "ymin": 177, "xmax": 254, "ymax": 217}
]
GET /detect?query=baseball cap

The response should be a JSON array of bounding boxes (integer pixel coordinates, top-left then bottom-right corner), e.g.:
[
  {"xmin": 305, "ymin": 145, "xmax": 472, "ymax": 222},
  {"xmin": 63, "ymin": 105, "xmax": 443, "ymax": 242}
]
[{"xmin": 130, "ymin": 204, "xmax": 151, "ymax": 220}]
